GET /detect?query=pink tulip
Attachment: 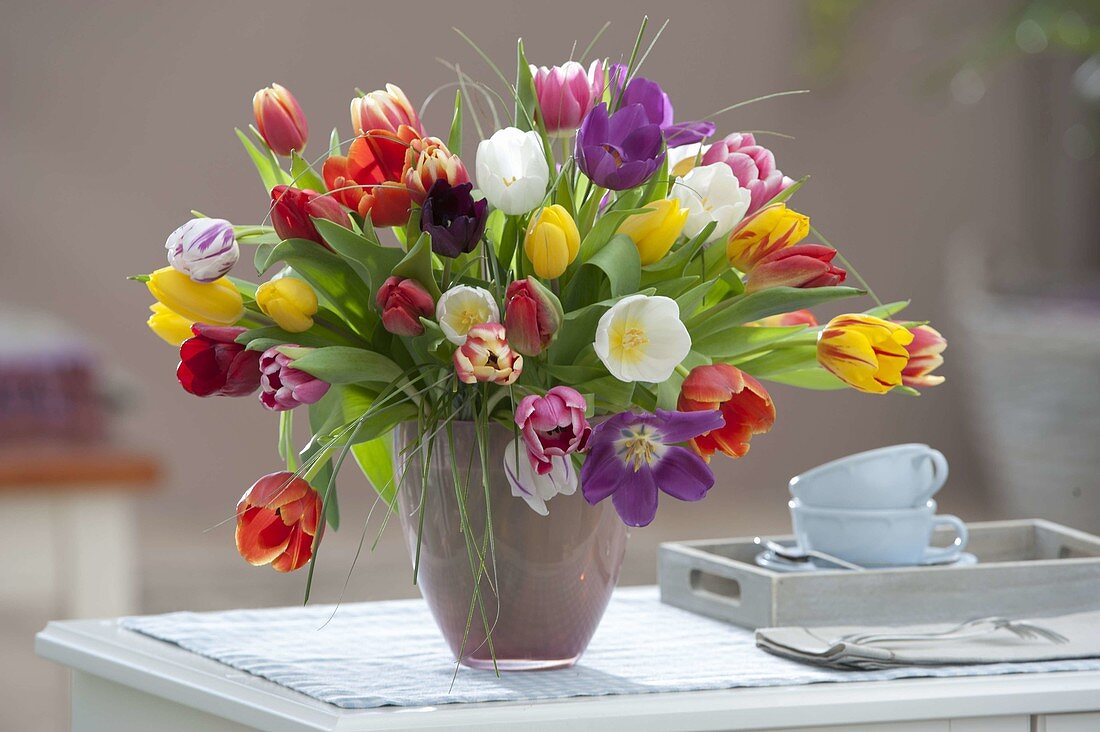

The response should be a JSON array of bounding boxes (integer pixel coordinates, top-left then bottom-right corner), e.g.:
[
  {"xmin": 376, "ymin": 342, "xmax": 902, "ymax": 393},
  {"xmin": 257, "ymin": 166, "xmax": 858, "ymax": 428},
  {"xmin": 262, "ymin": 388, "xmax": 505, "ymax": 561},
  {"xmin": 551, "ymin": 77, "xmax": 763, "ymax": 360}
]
[
  {"xmin": 745, "ymin": 244, "xmax": 846, "ymax": 293},
  {"xmin": 515, "ymin": 386, "xmax": 591, "ymax": 475},
  {"xmin": 253, "ymin": 84, "xmax": 308, "ymax": 156},
  {"xmin": 702, "ymin": 133, "xmax": 794, "ymax": 215},
  {"xmin": 350, "ymin": 84, "xmax": 425, "ymax": 137},
  {"xmin": 375, "ymin": 276, "xmax": 435, "ymax": 337},
  {"xmin": 530, "ymin": 60, "xmax": 604, "ymax": 137},
  {"xmin": 503, "ymin": 277, "xmax": 563, "ymax": 356}
]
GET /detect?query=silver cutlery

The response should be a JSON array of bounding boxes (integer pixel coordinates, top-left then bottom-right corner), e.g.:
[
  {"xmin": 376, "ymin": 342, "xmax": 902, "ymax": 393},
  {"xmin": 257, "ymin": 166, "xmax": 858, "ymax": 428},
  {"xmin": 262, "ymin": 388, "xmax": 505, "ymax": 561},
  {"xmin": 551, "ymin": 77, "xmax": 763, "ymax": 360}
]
[
  {"xmin": 753, "ymin": 537, "xmax": 866, "ymax": 571},
  {"xmin": 837, "ymin": 616, "xmax": 1069, "ymax": 646}
]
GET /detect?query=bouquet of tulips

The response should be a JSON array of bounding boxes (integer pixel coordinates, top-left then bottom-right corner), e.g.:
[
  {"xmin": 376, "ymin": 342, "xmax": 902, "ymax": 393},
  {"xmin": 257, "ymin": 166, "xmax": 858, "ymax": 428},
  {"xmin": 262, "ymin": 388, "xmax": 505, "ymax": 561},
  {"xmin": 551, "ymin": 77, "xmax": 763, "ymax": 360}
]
[{"xmin": 138, "ymin": 22, "xmax": 945, "ymax": 585}]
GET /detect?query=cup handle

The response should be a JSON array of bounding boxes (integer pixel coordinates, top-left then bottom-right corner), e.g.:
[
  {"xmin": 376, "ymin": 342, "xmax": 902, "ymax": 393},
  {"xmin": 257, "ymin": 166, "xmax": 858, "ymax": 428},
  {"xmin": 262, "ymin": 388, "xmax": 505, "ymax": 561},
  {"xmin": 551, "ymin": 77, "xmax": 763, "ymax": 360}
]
[
  {"xmin": 925, "ymin": 448, "xmax": 949, "ymax": 494},
  {"xmin": 924, "ymin": 514, "xmax": 969, "ymax": 563}
]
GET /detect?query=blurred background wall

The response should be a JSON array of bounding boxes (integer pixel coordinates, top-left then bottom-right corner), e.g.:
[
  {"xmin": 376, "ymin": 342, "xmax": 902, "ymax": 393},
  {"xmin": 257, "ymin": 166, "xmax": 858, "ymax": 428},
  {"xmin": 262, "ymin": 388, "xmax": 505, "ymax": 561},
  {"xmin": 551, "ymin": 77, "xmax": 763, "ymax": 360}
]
[{"xmin": 2, "ymin": 1, "xmax": 1097, "ymax": 729}]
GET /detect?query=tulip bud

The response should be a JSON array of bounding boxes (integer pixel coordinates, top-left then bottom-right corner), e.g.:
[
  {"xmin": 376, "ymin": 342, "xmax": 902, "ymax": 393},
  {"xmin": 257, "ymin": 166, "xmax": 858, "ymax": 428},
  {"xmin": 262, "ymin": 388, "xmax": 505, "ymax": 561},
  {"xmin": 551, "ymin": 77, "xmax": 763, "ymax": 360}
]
[
  {"xmin": 524, "ymin": 205, "xmax": 580, "ymax": 279},
  {"xmin": 530, "ymin": 60, "xmax": 604, "ymax": 137},
  {"xmin": 745, "ymin": 244, "xmax": 847, "ymax": 293},
  {"xmin": 165, "ymin": 218, "xmax": 239, "ymax": 283},
  {"xmin": 726, "ymin": 203, "xmax": 810, "ymax": 272},
  {"xmin": 504, "ymin": 277, "xmax": 563, "ymax": 356},
  {"xmin": 147, "ymin": 266, "xmax": 244, "ymax": 327},
  {"xmin": 259, "ymin": 345, "xmax": 331, "ymax": 411},
  {"xmin": 375, "ymin": 276, "xmax": 435, "ymax": 337},
  {"xmin": 270, "ymin": 186, "xmax": 348, "ymax": 247},
  {"xmin": 616, "ymin": 199, "xmax": 690, "ymax": 265},
  {"xmin": 817, "ymin": 314, "xmax": 914, "ymax": 394},
  {"xmin": 147, "ymin": 303, "xmax": 194, "ymax": 346},
  {"xmin": 453, "ymin": 323, "xmax": 523, "ymax": 385},
  {"xmin": 476, "ymin": 128, "xmax": 550, "ymax": 215},
  {"xmin": 236, "ymin": 471, "xmax": 322, "ymax": 572},
  {"xmin": 256, "ymin": 277, "xmax": 318, "ymax": 333},
  {"xmin": 753, "ymin": 309, "xmax": 818, "ymax": 328},
  {"xmin": 901, "ymin": 324, "xmax": 946, "ymax": 387},
  {"xmin": 252, "ymin": 83, "xmax": 308, "ymax": 156},
  {"xmin": 350, "ymin": 84, "xmax": 425, "ymax": 137},
  {"xmin": 177, "ymin": 324, "xmax": 261, "ymax": 397},
  {"xmin": 403, "ymin": 136, "xmax": 469, "ymax": 204}
]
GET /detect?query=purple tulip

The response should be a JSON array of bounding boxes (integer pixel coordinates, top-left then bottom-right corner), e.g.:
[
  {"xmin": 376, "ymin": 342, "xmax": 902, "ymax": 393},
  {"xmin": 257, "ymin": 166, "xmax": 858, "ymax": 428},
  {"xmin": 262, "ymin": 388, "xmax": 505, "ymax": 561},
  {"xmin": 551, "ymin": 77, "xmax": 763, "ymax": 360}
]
[
  {"xmin": 608, "ymin": 64, "xmax": 715, "ymax": 148},
  {"xmin": 580, "ymin": 409, "xmax": 724, "ymax": 527},
  {"xmin": 575, "ymin": 102, "xmax": 665, "ymax": 191},
  {"xmin": 259, "ymin": 346, "xmax": 330, "ymax": 412},
  {"xmin": 419, "ymin": 180, "xmax": 488, "ymax": 258}
]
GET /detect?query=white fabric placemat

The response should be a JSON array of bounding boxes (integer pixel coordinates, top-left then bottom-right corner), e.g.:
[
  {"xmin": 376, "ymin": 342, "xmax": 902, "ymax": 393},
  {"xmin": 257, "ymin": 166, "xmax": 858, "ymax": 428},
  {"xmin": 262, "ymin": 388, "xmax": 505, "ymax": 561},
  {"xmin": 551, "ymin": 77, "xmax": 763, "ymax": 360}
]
[{"xmin": 121, "ymin": 586, "xmax": 1100, "ymax": 709}]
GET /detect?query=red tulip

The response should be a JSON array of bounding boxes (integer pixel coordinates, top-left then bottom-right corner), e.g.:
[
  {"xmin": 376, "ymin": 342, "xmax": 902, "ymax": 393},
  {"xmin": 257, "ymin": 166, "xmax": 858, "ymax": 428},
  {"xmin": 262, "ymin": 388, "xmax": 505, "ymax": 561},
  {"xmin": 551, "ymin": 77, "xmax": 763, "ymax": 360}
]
[
  {"xmin": 322, "ymin": 127, "xmax": 417, "ymax": 227},
  {"xmin": 177, "ymin": 324, "xmax": 261, "ymax": 397},
  {"xmin": 677, "ymin": 363, "xmax": 776, "ymax": 461},
  {"xmin": 503, "ymin": 277, "xmax": 563, "ymax": 356},
  {"xmin": 270, "ymin": 186, "xmax": 348, "ymax": 247},
  {"xmin": 375, "ymin": 276, "xmax": 435, "ymax": 337},
  {"xmin": 235, "ymin": 471, "xmax": 322, "ymax": 573},
  {"xmin": 745, "ymin": 244, "xmax": 846, "ymax": 293},
  {"xmin": 253, "ymin": 84, "xmax": 308, "ymax": 156}
]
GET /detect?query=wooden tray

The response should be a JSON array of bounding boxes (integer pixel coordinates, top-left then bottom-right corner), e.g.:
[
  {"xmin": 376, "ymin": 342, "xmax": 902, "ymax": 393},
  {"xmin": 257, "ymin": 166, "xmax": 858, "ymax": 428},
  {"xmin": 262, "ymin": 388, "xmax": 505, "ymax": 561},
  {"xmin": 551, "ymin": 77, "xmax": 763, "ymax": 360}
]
[{"xmin": 657, "ymin": 519, "xmax": 1100, "ymax": 629}]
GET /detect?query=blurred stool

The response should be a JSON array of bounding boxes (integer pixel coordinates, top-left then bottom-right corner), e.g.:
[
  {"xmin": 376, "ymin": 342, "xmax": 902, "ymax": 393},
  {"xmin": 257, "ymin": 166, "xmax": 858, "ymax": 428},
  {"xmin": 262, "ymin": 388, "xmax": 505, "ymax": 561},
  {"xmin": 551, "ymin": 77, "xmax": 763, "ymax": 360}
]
[{"xmin": 0, "ymin": 446, "xmax": 159, "ymax": 618}]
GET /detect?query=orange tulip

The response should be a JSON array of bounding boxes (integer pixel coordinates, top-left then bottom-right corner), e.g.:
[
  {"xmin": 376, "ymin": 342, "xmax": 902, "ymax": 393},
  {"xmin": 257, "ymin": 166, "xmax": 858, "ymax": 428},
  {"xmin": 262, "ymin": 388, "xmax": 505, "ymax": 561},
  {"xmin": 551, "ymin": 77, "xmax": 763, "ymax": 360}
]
[
  {"xmin": 235, "ymin": 471, "xmax": 322, "ymax": 573},
  {"xmin": 323, "ymin": 126, "xmax": 418, "ymax": 227},
  {"xmin": 677, "ymin": 363, "xmax": 776, "ymax": 461}
]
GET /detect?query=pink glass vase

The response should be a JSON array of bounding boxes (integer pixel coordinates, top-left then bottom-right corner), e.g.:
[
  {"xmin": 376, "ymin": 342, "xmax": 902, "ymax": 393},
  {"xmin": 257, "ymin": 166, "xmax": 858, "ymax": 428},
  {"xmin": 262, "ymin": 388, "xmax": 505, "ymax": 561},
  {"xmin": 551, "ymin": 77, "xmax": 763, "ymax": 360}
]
[{"xmin": 394, "ymin": 421, "xmax": 628, "ymax": 670}]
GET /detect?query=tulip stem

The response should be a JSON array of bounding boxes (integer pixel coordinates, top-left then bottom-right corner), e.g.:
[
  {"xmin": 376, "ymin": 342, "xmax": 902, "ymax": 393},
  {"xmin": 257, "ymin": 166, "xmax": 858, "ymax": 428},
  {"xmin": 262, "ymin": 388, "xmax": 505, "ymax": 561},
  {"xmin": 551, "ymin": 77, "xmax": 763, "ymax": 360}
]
[
  {"xmin": 811, "ymin": 225, "xmax": 883, "ymax": 308},
  {"xmin": 675, "ymin": 363, "xmax": 691, "ymax": 379}
]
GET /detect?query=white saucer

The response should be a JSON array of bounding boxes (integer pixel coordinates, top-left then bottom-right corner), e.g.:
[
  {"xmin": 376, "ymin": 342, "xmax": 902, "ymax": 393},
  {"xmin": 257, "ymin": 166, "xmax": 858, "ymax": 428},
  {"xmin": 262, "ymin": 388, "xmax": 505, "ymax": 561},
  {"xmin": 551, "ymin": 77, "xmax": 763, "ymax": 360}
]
[{"xmin": 754, "ymin": 548, "xmax": 978, "ymax": 573}]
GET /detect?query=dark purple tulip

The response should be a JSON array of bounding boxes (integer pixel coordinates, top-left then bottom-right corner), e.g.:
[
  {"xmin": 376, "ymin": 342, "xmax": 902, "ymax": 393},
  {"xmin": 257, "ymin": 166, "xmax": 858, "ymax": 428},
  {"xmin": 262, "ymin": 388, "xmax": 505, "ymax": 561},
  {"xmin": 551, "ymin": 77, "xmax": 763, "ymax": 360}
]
[
  {"xmin": 419, "ymin": 180, "xmax": 488, "ymax": 258},
  {"xmin": 608, "ymin": 64, "xmax": 714, "ymax": 149},
  {"xmin": 580, "ymin": 409, "xmax": 723, "ymax": 527},
  {"xmin": 575, "ymin": 102, "xmax": 666, "ymax": 191}
]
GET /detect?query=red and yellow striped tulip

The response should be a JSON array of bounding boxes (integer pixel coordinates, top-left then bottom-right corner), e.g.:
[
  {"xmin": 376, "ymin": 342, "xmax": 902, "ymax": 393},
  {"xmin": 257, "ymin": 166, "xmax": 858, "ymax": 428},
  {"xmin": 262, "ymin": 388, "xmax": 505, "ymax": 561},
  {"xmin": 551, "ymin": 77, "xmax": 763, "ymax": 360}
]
[
  {"xmin": 726, "ymin": 203, "xmax": 809, "ymax": 272},
  {"xmin": 901, "ymin": 324, "xmax": 946, "ymax": 387},
  {"xmin": 817, "ymin": 314, "xmax": 914, "ymax": 394}
]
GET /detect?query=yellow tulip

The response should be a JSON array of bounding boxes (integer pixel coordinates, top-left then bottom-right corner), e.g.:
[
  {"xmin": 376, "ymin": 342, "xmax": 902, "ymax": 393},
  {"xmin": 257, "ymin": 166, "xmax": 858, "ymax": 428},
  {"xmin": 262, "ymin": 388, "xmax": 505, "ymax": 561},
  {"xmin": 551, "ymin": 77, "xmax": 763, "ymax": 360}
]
[
  {"xmin": 146, "ymin": 266, "xmax": 244, "ymax": 326},
  {"xmin": 524, "ymin": 204, "xmax": 580, "ymax": 279},
  {"xmin": 256, "ymin": 277, "xmax": 318, "ymax": 333},
  {"xmin": 146, "ymin": 303, "xmax": 194, "ymax": 346},
  {"xmin": 817, "ymin": 314, "xmax": 915, "ymax": 394},
  {"xmin": 725, "ymin": 203, "xmax": 810, "ymax": 272},
  {"xmin": 616, "ymin": 199, "xmax": 689, "ymax": 265}
]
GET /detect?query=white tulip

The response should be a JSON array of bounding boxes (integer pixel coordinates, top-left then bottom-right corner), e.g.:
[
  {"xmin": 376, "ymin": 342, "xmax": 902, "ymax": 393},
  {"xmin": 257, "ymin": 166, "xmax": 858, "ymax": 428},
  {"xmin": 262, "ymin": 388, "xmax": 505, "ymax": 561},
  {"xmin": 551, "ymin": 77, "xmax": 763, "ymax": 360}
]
[
  {"xmin": 670, "ymin": 163, "xmax": 752, "ymax": 244},
  {"xmin": 667, "ymin": 142, "xmax": 710, "ymax": 177},
  {"xmin": 436, "ymin": 285, "xmax": 500, "ymax": 345},
  {"xmin": 503, "ymin": 437, "xmax": 576, "ymax": 516},
  {"xmin": 165, "ymin": 218, "xmax": 239, "ymax": 283},
  {"xmin": 594, "ymin": 294, "xmax": 691, "ymax": 383},
  {"xmin": 475, "ymin": 127, "xmax": 550, "ymax": 215}
]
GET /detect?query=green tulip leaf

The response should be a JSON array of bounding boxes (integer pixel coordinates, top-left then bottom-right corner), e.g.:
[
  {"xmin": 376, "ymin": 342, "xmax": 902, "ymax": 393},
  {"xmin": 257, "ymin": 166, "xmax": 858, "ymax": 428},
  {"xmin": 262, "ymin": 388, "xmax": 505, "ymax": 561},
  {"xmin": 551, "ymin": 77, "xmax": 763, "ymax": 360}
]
[
  {"xmin": 289, "ymin": 346, "xmax": 404, "ymax": 386},
  {"xmin": 687, "ymin": 286, "xmax": 865, "ymax": 339},
  {"xmin": 391, "ymin": 233, "xmax": 443, "ymax": 300},
  {"xmin": 290, "ymin": 151, "xmax": 327, "ymax": 193},
  {"xmin": 763, "ymin": 366, "xmax": 847, "ymax": 390},
  {"xmin": 694, "ymin": 325, "xmax": 809, "ymax": 360}
]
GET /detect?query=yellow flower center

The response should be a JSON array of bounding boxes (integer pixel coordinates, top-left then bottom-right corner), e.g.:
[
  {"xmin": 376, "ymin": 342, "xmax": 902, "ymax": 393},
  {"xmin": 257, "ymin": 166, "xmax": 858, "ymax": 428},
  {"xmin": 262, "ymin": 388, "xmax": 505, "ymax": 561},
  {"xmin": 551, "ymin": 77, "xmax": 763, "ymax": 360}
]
[
  {"xmin": 616, "ymin": 424, "xmax": 665, "ymax": 472},
  {"xmin": 620, "ymin": 326, "xmax": 648, "ymax": 351}
]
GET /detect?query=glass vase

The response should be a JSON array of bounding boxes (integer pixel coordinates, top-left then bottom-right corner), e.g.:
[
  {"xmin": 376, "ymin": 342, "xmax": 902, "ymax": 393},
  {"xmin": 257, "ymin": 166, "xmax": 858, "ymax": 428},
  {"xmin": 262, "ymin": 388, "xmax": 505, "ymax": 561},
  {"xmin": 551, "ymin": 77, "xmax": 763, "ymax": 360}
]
[{"xmin": 393, "ymin": 420, "xmax": 628, "ymax": 670}]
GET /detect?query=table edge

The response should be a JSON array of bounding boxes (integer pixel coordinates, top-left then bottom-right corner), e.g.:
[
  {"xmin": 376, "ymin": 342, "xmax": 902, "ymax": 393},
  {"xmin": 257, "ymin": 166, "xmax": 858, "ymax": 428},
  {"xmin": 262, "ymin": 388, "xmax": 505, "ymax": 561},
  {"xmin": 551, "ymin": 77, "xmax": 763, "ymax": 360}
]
[{"xmin": 36, "ymin": 617, "xmax": 1100, "ymax": 732}]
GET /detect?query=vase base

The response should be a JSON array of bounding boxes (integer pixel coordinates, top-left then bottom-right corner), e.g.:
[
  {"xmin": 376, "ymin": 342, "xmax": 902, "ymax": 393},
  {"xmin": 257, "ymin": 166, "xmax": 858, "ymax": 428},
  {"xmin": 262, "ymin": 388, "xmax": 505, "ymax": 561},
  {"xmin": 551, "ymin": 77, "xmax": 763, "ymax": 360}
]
[{"xmin": 459, "ymin": 655, "xmax": 580, "ymax": 671}]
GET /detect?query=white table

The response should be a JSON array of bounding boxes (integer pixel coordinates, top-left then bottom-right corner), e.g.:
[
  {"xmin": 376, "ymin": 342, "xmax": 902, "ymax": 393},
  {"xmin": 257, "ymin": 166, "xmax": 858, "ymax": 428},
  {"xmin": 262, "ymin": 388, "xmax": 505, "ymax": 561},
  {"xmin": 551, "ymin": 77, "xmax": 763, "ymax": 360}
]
[{"xmin": 36, "ymin": 616, "xmax": 1100, "ymax": 732}]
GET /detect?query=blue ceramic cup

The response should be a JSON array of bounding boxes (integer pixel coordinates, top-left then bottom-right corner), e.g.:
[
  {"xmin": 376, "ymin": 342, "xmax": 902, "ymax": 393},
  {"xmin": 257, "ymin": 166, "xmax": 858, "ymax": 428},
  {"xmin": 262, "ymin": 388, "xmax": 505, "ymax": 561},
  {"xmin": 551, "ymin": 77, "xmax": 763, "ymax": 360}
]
[
  {"xmin": 789, "ymin": 498, "xmax": 968, "ymax": 567},
  {"xmin": 788, "ymin": 443, "xmax": 948, "ymax": 510}
]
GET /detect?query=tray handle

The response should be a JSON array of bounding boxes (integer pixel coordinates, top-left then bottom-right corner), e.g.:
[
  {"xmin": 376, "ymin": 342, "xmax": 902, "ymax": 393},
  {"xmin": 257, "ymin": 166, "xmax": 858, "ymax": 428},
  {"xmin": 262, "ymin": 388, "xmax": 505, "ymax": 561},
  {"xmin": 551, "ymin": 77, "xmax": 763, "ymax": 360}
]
[{"xmin": 689, "ymin": 568, "xmax": 742, "ymax": 606}]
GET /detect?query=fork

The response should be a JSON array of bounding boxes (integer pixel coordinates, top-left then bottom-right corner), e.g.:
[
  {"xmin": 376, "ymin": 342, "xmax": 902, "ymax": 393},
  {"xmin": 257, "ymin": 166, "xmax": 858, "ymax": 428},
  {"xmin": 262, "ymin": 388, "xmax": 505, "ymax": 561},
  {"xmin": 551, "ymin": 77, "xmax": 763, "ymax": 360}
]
[{"xmin": 837, "ymin": 616, "xmax": 1069, "ymax": 646}]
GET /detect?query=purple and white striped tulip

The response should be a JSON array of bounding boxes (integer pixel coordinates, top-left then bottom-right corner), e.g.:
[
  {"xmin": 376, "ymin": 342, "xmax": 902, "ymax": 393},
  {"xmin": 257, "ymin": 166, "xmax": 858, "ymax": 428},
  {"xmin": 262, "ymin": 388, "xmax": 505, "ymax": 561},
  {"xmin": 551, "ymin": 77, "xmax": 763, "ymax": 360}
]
[
  {"xmin": 165, "ymin": 218, "xmax": 240, "ymax": 283},
  {"xmin": 259, "ymin": 346, "xmax": 330, "ymax": 412}
]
